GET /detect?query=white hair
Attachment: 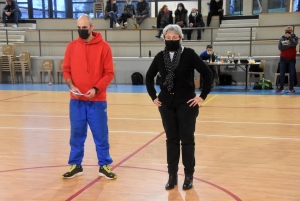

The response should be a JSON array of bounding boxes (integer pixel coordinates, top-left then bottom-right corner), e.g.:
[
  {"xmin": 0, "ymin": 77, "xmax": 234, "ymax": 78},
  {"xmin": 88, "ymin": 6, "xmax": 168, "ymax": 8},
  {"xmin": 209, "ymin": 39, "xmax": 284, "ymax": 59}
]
[
  {"xmin": 78, "ymin": 14, "xmax": 93, "ymax": 25},
  {"xmin": 162, "ymin": 24, "xmax": 183, "ymax": 39},
  {"xmin": 286, "ymin": 26, "xmax": 293, "ymax": 31}
]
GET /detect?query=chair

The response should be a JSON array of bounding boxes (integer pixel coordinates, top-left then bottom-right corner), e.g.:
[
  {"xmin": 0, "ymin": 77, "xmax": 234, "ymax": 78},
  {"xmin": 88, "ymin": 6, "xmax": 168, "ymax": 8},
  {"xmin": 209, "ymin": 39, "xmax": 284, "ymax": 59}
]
[
  {"xmin": 0, "ymin": 44, "xmax": 16, "ymax": 83},
  {"xmin": 113, "ymin": 62, "xmax": 117, "ymax": 86},
  {"xmin": 12, "ymin": 51, "xmax": 33, "ymax": 83},
  {"xmin": 38, "ymin": 60, "xmax": 55, "ymax": 83},
  {"xmin": 247, "ymin": 60, "xmax": 265, "ymax": 86},
  {"xmin": 93, "ymin": 2, "xmax": 104, "ymax": 18},
  {"xmin": 56, "ymin": 60, "xmax": 64, "ymax": 83}
]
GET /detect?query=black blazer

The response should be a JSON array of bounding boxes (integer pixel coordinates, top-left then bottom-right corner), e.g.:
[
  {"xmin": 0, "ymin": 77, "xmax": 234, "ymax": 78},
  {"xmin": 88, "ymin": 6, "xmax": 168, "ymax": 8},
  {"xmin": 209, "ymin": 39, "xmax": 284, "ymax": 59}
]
[
  {"xmin": 146, "ymin": 47, "xmax": 213, "ymax": 107},
  {"xmin": 156, "ymin": 10, "xmax": 173, "ymax": 28},
  {"xmin": 104, "ymin": 2, "xmax": 118, "ymax": 19}
]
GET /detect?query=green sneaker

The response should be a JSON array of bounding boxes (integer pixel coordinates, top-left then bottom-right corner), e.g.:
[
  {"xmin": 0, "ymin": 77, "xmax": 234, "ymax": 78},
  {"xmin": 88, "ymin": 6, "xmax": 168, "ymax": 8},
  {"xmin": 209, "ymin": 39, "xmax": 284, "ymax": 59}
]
[
  {"xmin": 99, "ymin": 165, "xmax": 117, "ymax": 179},
  {"xmin": 62, "ymin": 164, "xmax": 83, "ymax": 179}
]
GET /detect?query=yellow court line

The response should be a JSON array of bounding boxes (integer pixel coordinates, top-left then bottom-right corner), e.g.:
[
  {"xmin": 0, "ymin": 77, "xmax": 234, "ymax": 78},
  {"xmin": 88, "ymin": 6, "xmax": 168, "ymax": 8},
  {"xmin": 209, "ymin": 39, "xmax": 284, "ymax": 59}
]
[{"xmin": 202, "ymin": 95, "xmax": 218, "ymax": 106}]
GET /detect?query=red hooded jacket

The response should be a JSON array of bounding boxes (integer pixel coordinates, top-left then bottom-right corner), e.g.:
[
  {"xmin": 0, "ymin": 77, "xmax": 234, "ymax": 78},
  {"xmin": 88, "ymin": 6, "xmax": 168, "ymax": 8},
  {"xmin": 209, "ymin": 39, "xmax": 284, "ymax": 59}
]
[{"xmin": 63, "ymin": 32, "xmax": 114, "ymax": 101}]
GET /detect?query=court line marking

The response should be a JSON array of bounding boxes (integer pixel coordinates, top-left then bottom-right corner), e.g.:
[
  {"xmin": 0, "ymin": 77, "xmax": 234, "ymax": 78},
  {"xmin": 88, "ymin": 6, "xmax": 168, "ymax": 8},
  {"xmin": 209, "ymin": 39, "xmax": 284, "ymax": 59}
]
[
  {"xmin": 0, "ymin": 164, "xmax": 242, "ymax": 201},
  {"xmin": 0, "ymin": 126, "xmax": 298, "ymax": 141},
  {"xmin": 65, "ymin": 131, "xmax": 165, "ymax": 201},
  {"xmin": 194, "ymin": 133, "xmax": 300, "ymax": 141},
  {"xmin": 202, "ymin": 94, "xmax": 218, "ymax": 106},
  {"xmin": 0, "ymin": 92, "xmax": 38, "ymax": 102}
]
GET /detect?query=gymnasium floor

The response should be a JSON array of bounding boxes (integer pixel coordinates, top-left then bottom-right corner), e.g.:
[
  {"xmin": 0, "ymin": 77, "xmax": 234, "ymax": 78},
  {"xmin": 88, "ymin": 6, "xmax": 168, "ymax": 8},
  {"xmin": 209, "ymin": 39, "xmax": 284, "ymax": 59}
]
[{"xmin": 0, "ymin": 84, "xmax": 299, "ymax": 201}]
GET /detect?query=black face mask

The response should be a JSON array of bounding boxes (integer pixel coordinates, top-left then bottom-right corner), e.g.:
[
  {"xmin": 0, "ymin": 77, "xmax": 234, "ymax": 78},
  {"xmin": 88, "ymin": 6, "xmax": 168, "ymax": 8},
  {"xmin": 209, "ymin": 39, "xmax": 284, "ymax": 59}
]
[
  {"xmin": 78, "ymin": 29, "xmax": 90, "ymax": 40},
  {"xmin": 285, "ymin": 31, "xmax": 291, "ymax": 34},
  {"xmin": 165, "ymin": 40, "xmax": 180, "ymax": 51}
]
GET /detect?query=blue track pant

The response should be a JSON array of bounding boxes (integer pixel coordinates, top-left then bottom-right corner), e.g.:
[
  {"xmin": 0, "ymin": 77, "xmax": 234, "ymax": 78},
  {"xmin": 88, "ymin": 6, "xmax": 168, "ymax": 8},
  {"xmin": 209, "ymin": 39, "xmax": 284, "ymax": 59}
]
[{"xmin": 68, "ymin": 99, "xmax": 113, "ymax": 166}]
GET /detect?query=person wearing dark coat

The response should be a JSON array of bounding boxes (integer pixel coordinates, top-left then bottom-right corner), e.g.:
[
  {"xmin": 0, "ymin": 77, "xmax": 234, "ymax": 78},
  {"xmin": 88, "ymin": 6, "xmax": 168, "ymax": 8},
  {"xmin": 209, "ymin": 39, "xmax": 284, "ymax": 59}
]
[
  {"xmin": 174, "ymin": 3, "xmax": 188, "ymax": 39},
  {"xmin": 155, "ymin": 5, "xmax": 173, "ymax": 38},
  {"xmin": 207, "ymin": 0, "xmax": 223, "ymax": 27},
  {"xmin": 133, "ymin": 0, "xmax": 149, "ymax": 29},
  {"xmin": 146, "ymin": 24, "xmax": 213, "ymax": 191},
  {"xmin": 1, "ymin": 0, "xmax": 22, "ymax": 28},
  {"xmin": 187, "ymin": 8, "xmax": 205, "ymax": 40},
  {"xmin": 119, "ymin": 0, "xmax": 136, "ymax": 29},
  {"xmin": 104, "ymin": 0, "xmax": 120, "ymax": 29}
]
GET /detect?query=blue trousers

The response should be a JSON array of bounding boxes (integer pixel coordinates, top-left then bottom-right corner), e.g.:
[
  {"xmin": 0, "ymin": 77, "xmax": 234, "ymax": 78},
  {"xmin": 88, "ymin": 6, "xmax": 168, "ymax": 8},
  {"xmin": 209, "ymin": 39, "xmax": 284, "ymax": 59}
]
[
  {"xmin": 108, "ymin": 11, "xmax": 117, "ymax": 28},
  {"xmin": 279, "ymin": 58, "xmax": 296, "ymax": 89},
  {"xmin": 68, "ymin": 99, "xmax": 113, "ymax": 166},
  {"xmin": 2, "ymin": 12, "xmax": 20, "ymax": 24}
]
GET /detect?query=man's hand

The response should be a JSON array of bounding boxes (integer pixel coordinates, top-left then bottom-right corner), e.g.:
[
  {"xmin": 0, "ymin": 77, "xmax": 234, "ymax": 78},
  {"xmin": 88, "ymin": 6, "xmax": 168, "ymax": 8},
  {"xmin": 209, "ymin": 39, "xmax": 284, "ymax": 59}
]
[
  {"xmin": 5, "ymin": 12, "xmax": 11, "ymax": 16},
  {"xmin": 138, "ymin": 15, "xmax": 142, "ymax": 18},
  {"xmin": 84, "ymin": 88, "xmax": 96, "ymax": 99},
  {"xmin": 285, "ymin": 33, "xmax": 291, "ymax": 38},
  {"xmin": 218, "ymin": 9, "xmax": 223, "ymax": 12},
  {"xmin": 70, "ymin": 86, "xmax": 83, "ymax": 99},
  {"xmin": 189, "ymin": 23, "xmax": 193, "ymax": 27}
]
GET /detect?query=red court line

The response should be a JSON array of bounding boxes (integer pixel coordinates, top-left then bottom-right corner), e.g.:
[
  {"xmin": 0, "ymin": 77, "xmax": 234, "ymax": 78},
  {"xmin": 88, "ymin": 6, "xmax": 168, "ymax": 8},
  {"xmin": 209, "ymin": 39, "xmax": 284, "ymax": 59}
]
[
  {"xmin": 65, "ymin": 131, "xmax": 165, "ymax": 201},
  {"xmin": 119, "ymin": 165, "xmax": 242, "ymax": 201},
  {"xmin": 0, "ymin": 92, "xmax": 38, "ymax": 102}
]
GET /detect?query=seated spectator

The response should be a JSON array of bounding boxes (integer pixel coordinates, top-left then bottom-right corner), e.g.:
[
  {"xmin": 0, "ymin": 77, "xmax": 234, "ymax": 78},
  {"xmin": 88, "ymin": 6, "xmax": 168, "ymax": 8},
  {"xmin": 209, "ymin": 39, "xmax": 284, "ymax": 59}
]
[
  {"xmin": 104, "ymin": 0, "xmax": 120, "ymax": 29},
  {"xmin": 187, "ymin": 8, "xmax": 205, "ymax": 40},
  {"xmin": 133, "ymin": 0, "xmax": 149, "ymax": 29},
  {"xmin": 200, "ymin": 45, "xmax": 217, "ymax": 87},
  {"xmin": 207, "ymin": 0, "xmax": 223, "ymax": 27},
  {"xmin": 119, "ymin": 0, "xmax": 135, "ymax": 29},
  {"xmin": 175, "ymin": 3, "xmax": 188, "ymax": 39},
  {"xmin": 1, "ymin": 0, "xmax": 22, "ymax": 28},
  {"xmin": 155, "ymin": 5, "xmax": 173, "ymax": 38}
]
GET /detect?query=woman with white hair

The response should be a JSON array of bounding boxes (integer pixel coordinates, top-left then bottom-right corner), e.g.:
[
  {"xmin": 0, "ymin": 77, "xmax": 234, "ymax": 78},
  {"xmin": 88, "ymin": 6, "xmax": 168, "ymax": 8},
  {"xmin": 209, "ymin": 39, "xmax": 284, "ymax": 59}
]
[{"xmin": 146, "ymin": 24, "xmax": 213, "ymax": 190}]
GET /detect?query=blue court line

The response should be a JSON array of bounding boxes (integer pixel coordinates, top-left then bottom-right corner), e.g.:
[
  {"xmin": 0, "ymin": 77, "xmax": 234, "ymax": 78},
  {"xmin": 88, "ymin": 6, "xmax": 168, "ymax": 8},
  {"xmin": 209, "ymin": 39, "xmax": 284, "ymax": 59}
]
[{"xmin": 0, "ymin": 83, "xmax": 299, "ymax": 95}]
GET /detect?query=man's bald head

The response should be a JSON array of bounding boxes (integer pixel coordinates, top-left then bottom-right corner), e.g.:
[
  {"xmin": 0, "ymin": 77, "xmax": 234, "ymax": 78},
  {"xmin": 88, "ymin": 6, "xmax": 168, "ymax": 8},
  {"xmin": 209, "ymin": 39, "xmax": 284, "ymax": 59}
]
[{"xmin": 77, "ymin": 14, "xmax": 93, "ymax": 26}]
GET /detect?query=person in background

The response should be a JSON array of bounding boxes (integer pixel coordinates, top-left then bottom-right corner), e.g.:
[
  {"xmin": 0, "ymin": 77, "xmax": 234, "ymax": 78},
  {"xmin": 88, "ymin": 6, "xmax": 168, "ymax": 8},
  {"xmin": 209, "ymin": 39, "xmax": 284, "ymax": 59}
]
[
  {"xmin": 155, "ymin": 5, "xmax": 173, "ymax": 39},
  {"xmin": 187, "ymin": 8, "xmax": 205, "ymax": 40},
  {"xmin": 119, "ymin": 0, "xmax": 135, "ymax": 29},
  {"xmin": 277, "ymin": 26, "xmax": 298, "ymax": 93},
  {"xmin": 200, "ymin": 45, "xmax": 218, "ymax": 87},
  {"xmin": 146, "ymin": 24, "xmax": 213, "ymax": 191},
  {"xmin": 1, "ymin": 0, "xmax": 22, "ymax": 28},
  {"xmin": 174, "ymin": 3, "xmax": 188, "ymax": 40},
  {"xmin": 104, "ymin": 0, "xmax": 120, "ymax": 29},
  {"xmin": 207, "ymin": 0, "xmax": 223, "ymax": 27},
  {"xmin": 62, "ymin": 14, "xmax": 116, "ymax": 180},
  {"xmin": 133, "ymin": 0, "xmax": 149, "ymax": 29}
]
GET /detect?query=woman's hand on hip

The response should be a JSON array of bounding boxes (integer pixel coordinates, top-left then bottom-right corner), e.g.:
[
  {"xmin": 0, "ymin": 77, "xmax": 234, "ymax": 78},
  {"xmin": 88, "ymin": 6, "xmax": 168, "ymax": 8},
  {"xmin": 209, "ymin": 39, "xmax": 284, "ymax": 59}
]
[
  {"xmin": 187, "ymin": 96, "xmax": 204, "ymax": 107},
  {"xmin": 153, "ymin": 98, "xmax": 162, "ymax": 107}
]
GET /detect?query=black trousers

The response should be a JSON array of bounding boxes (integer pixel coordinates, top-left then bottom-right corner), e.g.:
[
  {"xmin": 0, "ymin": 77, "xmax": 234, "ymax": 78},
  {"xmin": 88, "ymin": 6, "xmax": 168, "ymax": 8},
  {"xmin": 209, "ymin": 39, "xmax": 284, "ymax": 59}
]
[
  {"xmin": 187, "ymin": 26, "xmax": 202, "ymax": 40},
  {"xmin": 207, "ymin": 10, "xmax": 223, "ymax": 27},
  {"xmin": 158, "ymin": 102, "xmax": 199, "ymax": 176}
]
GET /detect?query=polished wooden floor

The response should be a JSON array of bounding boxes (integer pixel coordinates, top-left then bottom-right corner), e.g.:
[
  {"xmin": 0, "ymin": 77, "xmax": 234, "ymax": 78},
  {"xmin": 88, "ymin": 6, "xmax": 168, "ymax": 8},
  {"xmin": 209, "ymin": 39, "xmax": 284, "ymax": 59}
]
[{"xmin": 0, "ymin": 90, "xmax": 300, "ymax": 201}]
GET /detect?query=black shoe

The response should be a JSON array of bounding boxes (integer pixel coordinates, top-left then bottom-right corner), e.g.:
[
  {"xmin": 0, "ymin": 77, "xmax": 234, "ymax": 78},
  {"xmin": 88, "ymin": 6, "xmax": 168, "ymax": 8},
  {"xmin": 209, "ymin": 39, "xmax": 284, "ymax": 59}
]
[
  {"xmin": 277, "ymin": 87, "xmax": 284, "ymax": 93},
  {"xmin": 182, "ymin": 175, "xmax": 193, "ymax": 190},
  {"xmin": 155, "ymin": 35, "xmax": 160, "ymax": 38},
  {"xmin": 99, "ymin": 165, "xmax": 117, "ymax": 179},
  {"xmin": 197, "ymin": 37, "xmax": 201, "ymax": 40},
  {"xmin": 165, "ymin": 174, "xmax": 177, "ymax": 190},
  {"xmin": 62, "ymin": 165, "xmax": 83, "ymax": 179}
]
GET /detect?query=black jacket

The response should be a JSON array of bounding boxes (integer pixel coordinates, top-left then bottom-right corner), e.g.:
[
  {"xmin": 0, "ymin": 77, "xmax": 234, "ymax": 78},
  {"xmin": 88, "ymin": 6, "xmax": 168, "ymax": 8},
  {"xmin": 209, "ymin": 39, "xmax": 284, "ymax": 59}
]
[
  {"xmin": 122, "ymin": 4, "xmax": 135, "ymax": 16},
  {"xmin": 209, "ymin": 0, "xmax": 223, "ymax": 12},
  {"xmin": 146, "ymin": 47, "xmax": 213, "ymax": 107},
  {"xmin": 3, "ymin": 0, "xmax": 22, "ymax": 17},
  {"xmin": 104, "ymin": 1, "xmax": 118, "ymax": 19},
  {"xmin": 175, "ymin": 9, "xmax": 188, "ymax": 27},
  {"xmin": 136, "ymin": 0, "xmax": 149, "ymax": 16},
  {"xmin": 188, "ymin": 13, "xmax": 205, "ymax": 27},
  {"xmin": 157, "ymin": 10, "xmax": 173, "ymax": 28}
]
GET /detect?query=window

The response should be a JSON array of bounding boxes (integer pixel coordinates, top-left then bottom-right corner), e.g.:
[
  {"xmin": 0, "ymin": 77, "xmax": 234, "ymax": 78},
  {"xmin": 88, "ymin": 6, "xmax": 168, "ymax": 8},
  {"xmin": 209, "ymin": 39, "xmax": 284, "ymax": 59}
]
[
  {"xmin": 253, "ymin": 0, "xmax": 261, "ymax": 14},
  {"xmin": 33, "ymin": 0, "xmax": 48, "ymax": 18},
  {"xmin": 53, "ymin": 0, "xmax": 66, "ymax": 18},
  {"xmin": 17, "ymin": 0, "xmax": 29, "ymax": 18},
  {"xmin": 73, "ymin": 0, "xmax": 95, "ymax": 18},
  {"xmin": 268, "ymin": 0, "xmax": 286, "ymax": 13}
]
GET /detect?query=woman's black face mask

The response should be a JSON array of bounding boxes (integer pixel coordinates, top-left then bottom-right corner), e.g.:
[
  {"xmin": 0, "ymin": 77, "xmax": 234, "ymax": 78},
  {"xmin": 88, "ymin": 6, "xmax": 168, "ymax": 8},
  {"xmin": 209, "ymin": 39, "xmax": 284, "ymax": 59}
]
[{"xmin": 165, "ymin": 40, "xmax": 180, "ymax": 51}]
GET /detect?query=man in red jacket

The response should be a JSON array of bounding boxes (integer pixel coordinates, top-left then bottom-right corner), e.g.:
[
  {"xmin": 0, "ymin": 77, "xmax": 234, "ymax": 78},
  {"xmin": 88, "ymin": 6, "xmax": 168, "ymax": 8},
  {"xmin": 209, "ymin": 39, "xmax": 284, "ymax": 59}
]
[
  {"xmin": 62, "ymin": 14, "xmax": 116, "ymax": 179},
  {"xmin": 277, "ymin": 26, "xmax": 298, "ymax": 93}
]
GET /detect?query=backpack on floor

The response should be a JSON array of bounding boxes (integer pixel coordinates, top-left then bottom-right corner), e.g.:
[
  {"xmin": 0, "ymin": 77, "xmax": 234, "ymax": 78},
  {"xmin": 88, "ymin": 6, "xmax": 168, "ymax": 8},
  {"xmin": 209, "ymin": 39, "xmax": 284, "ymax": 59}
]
[
  {"xmin": 253, "ymin": 79, "xmax": 273, "ymax": 90},
  {"xmin": 131, "ymin": 72, "xmax": 143, "ymax": 85}
]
